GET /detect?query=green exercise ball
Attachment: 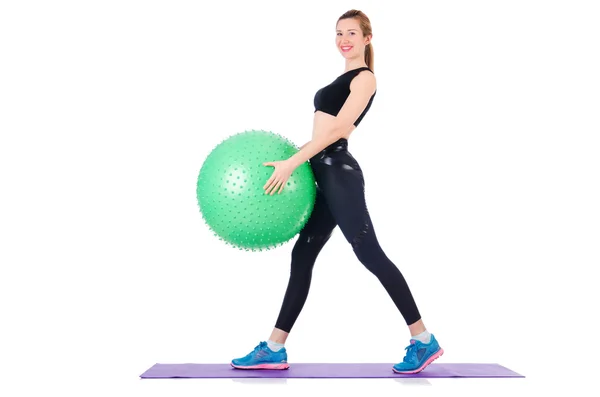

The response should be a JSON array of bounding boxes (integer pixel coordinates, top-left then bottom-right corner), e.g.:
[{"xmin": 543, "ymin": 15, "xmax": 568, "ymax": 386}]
[{"xmin": 196, "ymin": 129, "xmax": 316, "ymax": 251}]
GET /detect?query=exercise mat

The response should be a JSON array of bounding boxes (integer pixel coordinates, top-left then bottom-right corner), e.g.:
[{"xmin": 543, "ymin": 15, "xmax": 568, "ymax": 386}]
[{"xmin": 140, "ymin": 363, "xmax": 524, "ymax": 378}]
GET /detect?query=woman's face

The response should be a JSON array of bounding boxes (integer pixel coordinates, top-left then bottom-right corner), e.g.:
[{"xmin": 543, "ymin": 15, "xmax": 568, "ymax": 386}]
[{"xmin": 335, "ymin": 18, "xmax": 370, "ymax": 60}]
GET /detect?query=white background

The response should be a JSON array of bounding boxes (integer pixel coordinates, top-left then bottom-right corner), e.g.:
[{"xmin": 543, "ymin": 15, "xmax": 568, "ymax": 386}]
[{"xmin": 1, "ymin": 0, "xmax": 599, "ymax": 396}]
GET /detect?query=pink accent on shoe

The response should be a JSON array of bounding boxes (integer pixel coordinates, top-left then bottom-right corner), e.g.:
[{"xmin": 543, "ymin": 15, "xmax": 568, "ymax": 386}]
[
  {"xmin": 392, "ymin": 348, "xmax": 444, "ymax": 374},
  {"xmin": 231, "ymin": 362, "xmax": 290, "ymax": 370}
]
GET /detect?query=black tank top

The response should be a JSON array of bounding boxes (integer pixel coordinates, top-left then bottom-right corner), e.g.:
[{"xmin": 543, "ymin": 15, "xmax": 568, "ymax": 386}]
[{"xmin": 313, "ymin": 66, "xmax": 376, "ymax": 127}]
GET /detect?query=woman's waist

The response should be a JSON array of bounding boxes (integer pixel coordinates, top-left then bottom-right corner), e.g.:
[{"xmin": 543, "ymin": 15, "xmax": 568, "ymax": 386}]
[
  {"xmin": 308, "ymin": 138, "xmax": 349, "ymax": 165},
  {"xmin": 322, "ymin": 137, "xmax": 348, "ymax": 153}
]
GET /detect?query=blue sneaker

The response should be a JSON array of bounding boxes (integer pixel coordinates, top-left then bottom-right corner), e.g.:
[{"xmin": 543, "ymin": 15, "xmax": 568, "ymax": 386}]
[
  {"xmin": 231, "ymin": 341, "xmax": 289, "ymax": 370},
  {"xmin": 393, "ymin": 334, "xmax": 444, "ymax": 374}
]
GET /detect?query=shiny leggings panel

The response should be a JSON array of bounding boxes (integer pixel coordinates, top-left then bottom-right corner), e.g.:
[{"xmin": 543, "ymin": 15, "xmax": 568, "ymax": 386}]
[{"xmin": 274, "ymin": 138, "xmax": 422, "ymax": 333}]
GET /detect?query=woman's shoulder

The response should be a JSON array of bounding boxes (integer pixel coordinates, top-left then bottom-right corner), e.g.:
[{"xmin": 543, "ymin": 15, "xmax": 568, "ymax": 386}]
[{"xmin": 351, "ymin": 68, "xmax": 376, "ymax": 92}]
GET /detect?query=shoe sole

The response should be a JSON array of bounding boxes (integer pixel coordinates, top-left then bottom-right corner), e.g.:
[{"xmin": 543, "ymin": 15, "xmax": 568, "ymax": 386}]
[
  {"xmin": 231, "ymin": 363, "xmax": 290, "ymax": 370},
  {"xmin": 229, "ymin": 347, "xmax": 443, "ymax": 373},
  {"xmin": 392, "ymin": 347, "xmax": 444, "ymax": 374}
]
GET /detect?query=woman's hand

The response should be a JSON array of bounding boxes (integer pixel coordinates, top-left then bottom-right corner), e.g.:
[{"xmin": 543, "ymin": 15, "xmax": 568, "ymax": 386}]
[{"xmin": 263, "ymin": 159, "xmax": 297, "ymax": 195}]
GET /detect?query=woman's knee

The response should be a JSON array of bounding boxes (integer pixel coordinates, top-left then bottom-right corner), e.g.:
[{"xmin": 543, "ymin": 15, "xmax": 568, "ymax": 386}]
[
  {"xmin": 291, "ymin": 230, "xmax": 333, "ymax": 267},
  {"xmin": 350, "ymin": 228, "xmax": 391, "ymax": 275}
]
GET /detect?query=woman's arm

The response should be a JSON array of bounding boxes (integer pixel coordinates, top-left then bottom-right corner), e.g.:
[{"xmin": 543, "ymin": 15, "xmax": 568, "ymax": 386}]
[
  {"xmin": 288, "ymin": 71, "xmax": 376, "ymax": 168},
  {"xmin": 289, "ymin": 133, "xmax": 345, "ymax": 168},
  {"xmin": 263, "ymin": 71, "xmax": 376, "ymax": 195}
]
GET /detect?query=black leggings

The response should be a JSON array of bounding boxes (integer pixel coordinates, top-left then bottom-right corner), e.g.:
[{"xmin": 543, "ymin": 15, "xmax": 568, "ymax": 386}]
[{"xmin": 274, "ymin": 138, "xmax": 422, "ymax": 333}]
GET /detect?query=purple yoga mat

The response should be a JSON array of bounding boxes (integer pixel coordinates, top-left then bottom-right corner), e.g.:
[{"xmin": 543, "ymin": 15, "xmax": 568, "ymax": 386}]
[{"xmin": 139, "ymin": 363, "xmax": 524, "ymax": 379}]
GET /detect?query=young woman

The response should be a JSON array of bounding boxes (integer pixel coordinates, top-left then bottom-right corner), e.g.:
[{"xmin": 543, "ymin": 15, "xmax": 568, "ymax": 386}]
[{"xmin": 232, "ymin": 9, "xmax": 444, "ymax": 374}]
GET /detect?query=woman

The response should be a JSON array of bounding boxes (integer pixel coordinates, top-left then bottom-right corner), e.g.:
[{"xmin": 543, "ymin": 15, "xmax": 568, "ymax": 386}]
[{"xmin": 231, "ymin": 9, "xmax": 443, "ymax": 374}]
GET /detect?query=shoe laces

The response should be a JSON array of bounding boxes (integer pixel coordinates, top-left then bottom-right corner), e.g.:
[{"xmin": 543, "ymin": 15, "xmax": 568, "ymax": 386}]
[
  {"xmin": 252, "ymin": 341, "xmax": 268, "ymax": 354},
  {"xmin": 402, "ymin": 340, "xmax": 419, "ymax": 363}
]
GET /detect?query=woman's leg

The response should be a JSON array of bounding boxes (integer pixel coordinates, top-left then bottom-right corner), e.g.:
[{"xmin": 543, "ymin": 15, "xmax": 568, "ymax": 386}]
[
  {"xmin": 273, "ymin": 186, "xmax": 338, "ymax": 335},
  {"xmin": 316, "ymin": 150, "xmax": 422, "ymax": 327},
  {"xmin": 231, "ymin": 186, "xmax": 337, "ymax": 369},
  {"xmin": 312, "ymin": 146, "xmax": 443, "ymax": 373}
]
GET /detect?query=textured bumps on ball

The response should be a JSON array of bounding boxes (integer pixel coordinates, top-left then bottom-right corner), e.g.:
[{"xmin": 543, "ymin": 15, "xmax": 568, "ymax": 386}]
[{"xmin": 196, "ymin": 129, "xmax": 316, "ymax": 251}]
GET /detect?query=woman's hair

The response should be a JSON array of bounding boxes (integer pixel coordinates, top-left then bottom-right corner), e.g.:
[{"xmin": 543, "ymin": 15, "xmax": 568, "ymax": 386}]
[{"xmin": 337, "ymin": 9, "xmax": 374, "ymax": 71}]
